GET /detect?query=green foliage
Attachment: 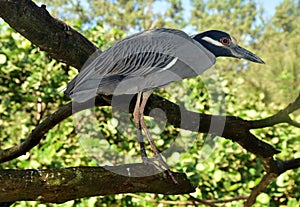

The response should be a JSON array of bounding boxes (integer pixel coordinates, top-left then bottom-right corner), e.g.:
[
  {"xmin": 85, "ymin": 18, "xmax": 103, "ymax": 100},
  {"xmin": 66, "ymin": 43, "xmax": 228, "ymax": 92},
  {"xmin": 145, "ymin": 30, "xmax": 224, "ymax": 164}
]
[
  {"xmin": 1, "ymin": 0, "xmax": 300, "ymax": 206},
  {"xmin": 0, "ymin": 25, "xmax": 70, "ymax": 158},
  {"xmin": 191, "ymin": 0, "xmax": 262, "ymax": 37},
  {"xmin": 239, "ymin": 0, "xmax": 300, "ymax": 106},
  {"xmin": 39, "ymin": 0, "xmax": 185, "ymax": 31}
]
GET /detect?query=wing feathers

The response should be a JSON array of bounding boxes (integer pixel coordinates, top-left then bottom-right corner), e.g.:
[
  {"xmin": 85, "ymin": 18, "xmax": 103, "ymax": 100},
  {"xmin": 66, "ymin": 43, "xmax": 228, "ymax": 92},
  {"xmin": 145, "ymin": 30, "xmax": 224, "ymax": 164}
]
[{"xmin": 65, "ymin": 28, "xmax": 216, "ymax": 103}]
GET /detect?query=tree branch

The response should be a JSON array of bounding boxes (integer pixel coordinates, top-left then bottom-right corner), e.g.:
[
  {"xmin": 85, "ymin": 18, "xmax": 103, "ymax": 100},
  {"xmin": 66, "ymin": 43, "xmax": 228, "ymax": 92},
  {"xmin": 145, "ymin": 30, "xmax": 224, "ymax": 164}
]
[
  {"xmin": 278, "ymin": 158, "xmax": 300, "ymax": 174},
  {"xmin": 249, "ymin": 93, "xmax": 300, "ymax": 129},
  {"xmin": 0, "ymin": 165, "xmax": 194, "ymax": 203},
  {"xmin": 244, "ymin": 173, "xmax": 278, "ymax": 207},
  {"xmin": 2, "ymin": 94, "xmax": 298, "ymax": 204},
  {"xmin": 189, "ymin": 195, "xmax": 248, "ymax": 206},
  {"xmin": 243, "ymin": 158, "xmax": 300, "ymax": 205},
  {"xmin": 0, "ymin": 0, "xmax": 98, "ymax": 70},
  {"xmin": 0, "ymin": 103, "xmax": 72, "ymax": 163},
  {"xmin": 0, "ymin": 94, "xmax": 279, "ymax": 164}
]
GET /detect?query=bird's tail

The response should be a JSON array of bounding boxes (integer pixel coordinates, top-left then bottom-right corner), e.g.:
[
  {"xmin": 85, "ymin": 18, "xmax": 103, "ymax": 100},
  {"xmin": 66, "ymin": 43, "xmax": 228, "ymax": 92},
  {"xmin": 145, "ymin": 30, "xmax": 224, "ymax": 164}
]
[{"xmin": 64, "ymin": 75, "xmax": 78, "ymax": 96}]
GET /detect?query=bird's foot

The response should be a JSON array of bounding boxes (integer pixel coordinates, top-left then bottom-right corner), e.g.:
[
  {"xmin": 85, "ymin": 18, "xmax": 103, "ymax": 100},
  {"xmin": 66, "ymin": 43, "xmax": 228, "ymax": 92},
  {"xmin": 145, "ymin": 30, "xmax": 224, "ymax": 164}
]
[
  {"xmin": 154, "ymin": 155, "xmax": 178, "ymax": 184},
  {"xmin": 141, "ymin": 155, "xmax": 178, "ymax": 184},
  {"xmin": 142, "ymin": 156, "xmax": 165, "ymax": 171}
]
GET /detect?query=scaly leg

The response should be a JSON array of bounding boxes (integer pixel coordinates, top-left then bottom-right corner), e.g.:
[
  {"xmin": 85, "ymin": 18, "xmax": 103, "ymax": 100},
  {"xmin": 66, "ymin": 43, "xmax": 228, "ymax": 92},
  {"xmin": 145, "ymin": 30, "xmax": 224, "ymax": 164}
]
[
  {"xmin": 133, "ymin": 92, "xmax": 148, "ymax": 161},
  {"xmin": 139, "ymin": 90, "xmax": 178, "ymax": 184}
]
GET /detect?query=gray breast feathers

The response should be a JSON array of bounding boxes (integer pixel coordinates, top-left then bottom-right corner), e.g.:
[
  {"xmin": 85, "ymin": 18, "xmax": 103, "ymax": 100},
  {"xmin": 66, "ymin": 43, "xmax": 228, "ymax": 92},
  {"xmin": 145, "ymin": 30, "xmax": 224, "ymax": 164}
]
[{"xmin": 65, "ymin": 28, "xmax": 216, "ymax": 103}]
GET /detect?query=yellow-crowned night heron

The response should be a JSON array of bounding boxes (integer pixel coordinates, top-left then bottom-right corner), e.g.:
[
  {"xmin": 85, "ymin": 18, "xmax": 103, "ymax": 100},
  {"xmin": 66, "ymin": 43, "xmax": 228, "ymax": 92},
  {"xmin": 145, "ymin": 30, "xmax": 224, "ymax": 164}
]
[{"xmin": 65, "ymin": 28, "xmax": 264, "ymax": 183}]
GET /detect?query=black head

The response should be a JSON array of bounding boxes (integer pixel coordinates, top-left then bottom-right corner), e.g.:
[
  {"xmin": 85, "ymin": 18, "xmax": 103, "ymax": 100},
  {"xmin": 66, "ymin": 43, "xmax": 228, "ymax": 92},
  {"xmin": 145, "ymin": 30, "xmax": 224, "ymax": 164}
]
[{"xmin": 193, "ymin": 30, "xmax": 264, "ymax": 64}]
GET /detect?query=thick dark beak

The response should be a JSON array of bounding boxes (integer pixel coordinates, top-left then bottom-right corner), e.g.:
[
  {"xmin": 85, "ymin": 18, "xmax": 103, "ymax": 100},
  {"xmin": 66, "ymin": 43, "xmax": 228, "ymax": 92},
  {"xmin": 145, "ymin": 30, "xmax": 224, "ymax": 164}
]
[{"xmin": 233, "ymin": 45, "xmax": 265, "ymax": 64}]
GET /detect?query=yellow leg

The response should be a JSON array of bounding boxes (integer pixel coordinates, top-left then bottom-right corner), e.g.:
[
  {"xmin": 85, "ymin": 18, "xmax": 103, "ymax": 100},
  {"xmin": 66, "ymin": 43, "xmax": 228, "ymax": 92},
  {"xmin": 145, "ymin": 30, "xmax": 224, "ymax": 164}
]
[
  {"xmin": 133, "ymin": 92, "xmax": 148, "ymax": 160},
  {"xmin": 138, "ymin": 90, "xmax": 178, "ymax": 184}
]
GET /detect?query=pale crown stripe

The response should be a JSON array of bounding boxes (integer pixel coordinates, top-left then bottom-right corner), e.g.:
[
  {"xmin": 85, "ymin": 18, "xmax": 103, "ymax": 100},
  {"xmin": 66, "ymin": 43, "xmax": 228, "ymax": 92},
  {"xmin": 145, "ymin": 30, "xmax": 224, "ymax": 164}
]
[{"xmin": 201, "ymin": 36, "xmax": 224, "ymax": 47}]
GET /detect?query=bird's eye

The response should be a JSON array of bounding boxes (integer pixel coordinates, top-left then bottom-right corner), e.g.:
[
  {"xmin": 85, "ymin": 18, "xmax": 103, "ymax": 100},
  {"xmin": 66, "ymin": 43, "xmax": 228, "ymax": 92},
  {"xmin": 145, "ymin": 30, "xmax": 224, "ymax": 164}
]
[{"xmin": 221, "ymin": 37, "xmax": 230, "ymax": 45}]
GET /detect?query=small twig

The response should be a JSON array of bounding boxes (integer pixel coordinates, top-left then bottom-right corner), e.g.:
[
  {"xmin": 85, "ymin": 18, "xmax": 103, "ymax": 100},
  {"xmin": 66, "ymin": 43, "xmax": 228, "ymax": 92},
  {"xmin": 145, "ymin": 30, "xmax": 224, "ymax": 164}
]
[
  {"xmin": 285, "ymin": 92, "xmax": 300, "ymax": 114},
  {"xmin": 126, "ymin": 193, "xmax": 195, "ymax": 206},
  {"xmin": 286, "ymin": 118, "xmax": 300, "ymax": 128},
  {"xmin": 208, "ymin": 195, "xmax": 249, "ymax": 204},
  {"xmin": 244, "ymin": 173, "xmax": 277, "ymax": 207},
  {"xmin": 249, "ymin": 93, "xmax": 300, "ymax": 129},
  {"xmin": 188, "ymin": 195, "xmax": 217, "ymax": 207},
  {"xmin": 189, "ymin": 195, "xmax": 248, "ymax": 206},
  {"xmin": 127, "ymin": 193, "xmax": 246, "ymax": 207}
]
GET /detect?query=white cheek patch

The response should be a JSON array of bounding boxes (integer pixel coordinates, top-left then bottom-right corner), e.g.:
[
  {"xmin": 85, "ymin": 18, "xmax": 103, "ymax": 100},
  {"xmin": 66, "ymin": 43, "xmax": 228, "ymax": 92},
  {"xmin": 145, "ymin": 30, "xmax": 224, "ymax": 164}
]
[{"xmin": 201, "ymin": 36, "xmax": 225, "ymax": 47}]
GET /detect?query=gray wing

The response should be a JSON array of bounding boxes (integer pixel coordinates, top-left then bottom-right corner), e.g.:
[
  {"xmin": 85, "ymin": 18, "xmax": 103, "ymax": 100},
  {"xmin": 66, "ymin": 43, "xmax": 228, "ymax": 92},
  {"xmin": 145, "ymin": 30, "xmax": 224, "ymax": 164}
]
[{"xmin": 65, "ymin": 28, "xmax": 216, "ymax": 102}]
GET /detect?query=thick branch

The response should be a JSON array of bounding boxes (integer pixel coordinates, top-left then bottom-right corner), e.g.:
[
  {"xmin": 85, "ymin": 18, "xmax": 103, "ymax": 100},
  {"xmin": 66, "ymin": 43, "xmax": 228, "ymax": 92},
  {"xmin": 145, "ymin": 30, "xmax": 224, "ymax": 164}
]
[
  {"xmin": 0, "ymin": 95, "xmax": 279, "ymax": 163},
  {"xmin": 277, "ymin": 158, "xmax": 300, "ymax": 174},
  {"xmin": 3, "ymin": 94, "xmax": 297, "ymax": 204},
  {"xmin": 0, "ymin": 0, "xmax": 98, "ymax": 70},
  {"xmin": 126, "ymin": 94, "xmax": 280, "ymax": 158},
  {"xmin": 0, "ymin": 165, "xmax": 194, "ymax": 203}
]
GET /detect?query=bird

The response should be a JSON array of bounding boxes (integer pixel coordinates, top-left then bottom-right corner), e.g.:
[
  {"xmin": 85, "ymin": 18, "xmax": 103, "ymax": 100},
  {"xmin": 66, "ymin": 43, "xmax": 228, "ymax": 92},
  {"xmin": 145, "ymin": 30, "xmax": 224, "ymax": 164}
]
[{"xmin": 65, "ymin": 28, "xmax": 264, "ymax": 183}]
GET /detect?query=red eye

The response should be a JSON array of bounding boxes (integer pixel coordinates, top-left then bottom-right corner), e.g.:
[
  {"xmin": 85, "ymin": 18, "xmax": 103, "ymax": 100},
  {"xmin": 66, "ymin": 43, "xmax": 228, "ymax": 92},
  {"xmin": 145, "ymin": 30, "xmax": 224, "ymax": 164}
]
[{"xmin": 221, "ymin": 37, "xmax": 230, "ymax": 45}]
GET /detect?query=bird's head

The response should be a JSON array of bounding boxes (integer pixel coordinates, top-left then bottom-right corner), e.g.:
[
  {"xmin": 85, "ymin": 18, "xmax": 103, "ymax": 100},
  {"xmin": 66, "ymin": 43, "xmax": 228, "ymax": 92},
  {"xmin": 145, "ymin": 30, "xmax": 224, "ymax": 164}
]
[{"xmin": 193, "ymin": 30, "xmax": 264, "ymax": 64}]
